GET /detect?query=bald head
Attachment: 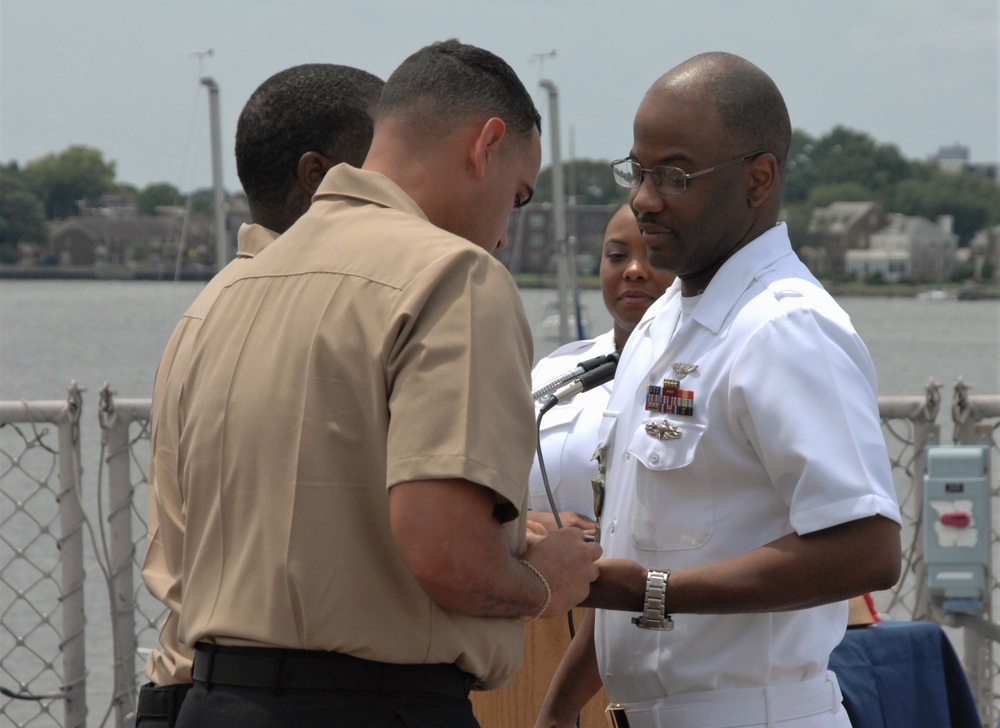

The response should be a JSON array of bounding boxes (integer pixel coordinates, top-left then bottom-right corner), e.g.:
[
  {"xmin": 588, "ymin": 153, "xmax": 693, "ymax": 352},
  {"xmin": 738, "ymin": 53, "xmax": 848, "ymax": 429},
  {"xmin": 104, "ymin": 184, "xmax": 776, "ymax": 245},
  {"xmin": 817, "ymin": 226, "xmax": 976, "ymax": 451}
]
[{"xmin": 649, "ymin": 53, "xmax": 791, "ymax": 169}]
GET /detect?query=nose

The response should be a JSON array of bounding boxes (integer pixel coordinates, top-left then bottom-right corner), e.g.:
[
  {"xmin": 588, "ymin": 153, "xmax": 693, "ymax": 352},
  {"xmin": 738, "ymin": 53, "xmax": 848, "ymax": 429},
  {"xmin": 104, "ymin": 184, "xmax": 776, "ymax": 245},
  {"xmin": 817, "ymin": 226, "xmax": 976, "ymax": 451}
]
[
  {"xmin": 624, "ymin": 257, "xmax": 648, "ymax": 281},
  {"xmin": 630, "ymin": 174, "xmax": 664, "ymax": 214},
  {"xmin": 495, "ymin": 227, "xmax": 508, "ymax": 252}
]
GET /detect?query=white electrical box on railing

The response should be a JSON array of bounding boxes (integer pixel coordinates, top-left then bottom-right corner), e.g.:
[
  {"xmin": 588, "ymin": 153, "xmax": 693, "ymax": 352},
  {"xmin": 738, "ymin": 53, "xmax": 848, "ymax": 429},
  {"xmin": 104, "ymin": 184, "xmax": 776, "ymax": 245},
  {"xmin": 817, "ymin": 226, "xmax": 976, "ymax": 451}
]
[{"xmin": 923, "ymin": 444, "xmax": 992, "ymax": 613}]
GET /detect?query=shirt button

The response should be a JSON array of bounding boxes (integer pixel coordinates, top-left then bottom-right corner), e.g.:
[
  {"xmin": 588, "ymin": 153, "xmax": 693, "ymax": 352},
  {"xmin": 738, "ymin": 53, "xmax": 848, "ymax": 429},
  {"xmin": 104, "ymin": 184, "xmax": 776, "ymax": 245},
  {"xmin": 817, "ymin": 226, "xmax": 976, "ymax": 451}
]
[
  {"xmin": 609, "ymin": 520, "xmax": 616, "ymax": 533},
  {"xmin": 649, "ymin": 451, "xmax": 660, "ymax": 463}
]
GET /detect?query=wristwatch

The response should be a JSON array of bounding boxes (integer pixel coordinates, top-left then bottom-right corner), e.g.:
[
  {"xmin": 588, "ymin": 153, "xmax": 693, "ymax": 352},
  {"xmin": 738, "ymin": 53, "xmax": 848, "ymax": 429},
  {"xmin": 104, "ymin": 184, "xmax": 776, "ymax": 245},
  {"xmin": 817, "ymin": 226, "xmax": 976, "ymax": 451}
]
[{"xmin": 632, "ymin": 570, "xmax": 674, "ymax": 630}]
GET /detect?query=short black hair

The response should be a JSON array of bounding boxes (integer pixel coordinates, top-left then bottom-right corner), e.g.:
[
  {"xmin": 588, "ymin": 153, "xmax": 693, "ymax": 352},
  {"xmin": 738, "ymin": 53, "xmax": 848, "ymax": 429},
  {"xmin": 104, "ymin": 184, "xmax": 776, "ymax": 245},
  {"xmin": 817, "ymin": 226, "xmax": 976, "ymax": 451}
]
[
  {"xmin": 377, "ymin": 39, "xmax": 541, "ymax": 138},
  {"xmin": 235, "ymin": 64, "xmax": 384, "ymax": 205}
]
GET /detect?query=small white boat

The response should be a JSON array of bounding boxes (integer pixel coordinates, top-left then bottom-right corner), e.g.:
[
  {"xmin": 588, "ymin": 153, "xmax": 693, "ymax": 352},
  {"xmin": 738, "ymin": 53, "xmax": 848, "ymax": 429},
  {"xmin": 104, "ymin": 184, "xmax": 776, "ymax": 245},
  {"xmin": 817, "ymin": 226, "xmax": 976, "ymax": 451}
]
[{"xmin": 916, "ymin": 288, "xmax": 955, "ymax": 301}]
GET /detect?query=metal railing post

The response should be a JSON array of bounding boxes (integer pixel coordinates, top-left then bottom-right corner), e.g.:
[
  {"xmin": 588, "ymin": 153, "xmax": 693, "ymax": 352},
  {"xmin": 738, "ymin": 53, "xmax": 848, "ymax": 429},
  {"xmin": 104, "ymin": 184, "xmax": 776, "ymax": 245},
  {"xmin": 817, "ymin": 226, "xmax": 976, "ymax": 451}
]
[
  {"xmin": 58, "ymin": 383, "xmax": 88, "ymax": 728},
  {"xmin": 100, "ymin": 385, "xmax": 138, "ymax": 727},
  {"xmin": 879, "ymin": 378, "xmax": 942, "ymax": 618}
]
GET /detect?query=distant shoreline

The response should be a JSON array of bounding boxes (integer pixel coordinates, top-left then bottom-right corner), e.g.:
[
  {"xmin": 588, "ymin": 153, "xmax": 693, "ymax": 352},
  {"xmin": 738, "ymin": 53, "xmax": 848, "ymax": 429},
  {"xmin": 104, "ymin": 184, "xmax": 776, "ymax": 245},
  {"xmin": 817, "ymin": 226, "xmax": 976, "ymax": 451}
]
[
  {"xmin": 2, "ymin": 266, "xmax": 997, "ymax": 299},
  {"xmin": 0, "ymin": 265, "xmax": 215, "ymax": 282},
  {"xmin": 513, "ymin": 273, "xmax": 999, "ymax": 300}
]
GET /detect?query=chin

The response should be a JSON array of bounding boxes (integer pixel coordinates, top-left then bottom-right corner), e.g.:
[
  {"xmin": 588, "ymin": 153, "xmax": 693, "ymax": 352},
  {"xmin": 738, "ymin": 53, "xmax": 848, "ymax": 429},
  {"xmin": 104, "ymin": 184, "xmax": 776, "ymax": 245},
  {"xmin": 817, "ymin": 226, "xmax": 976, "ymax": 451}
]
[{"xmin": 616, "ymin": 312, "xmax": 646, "ymax": 331}]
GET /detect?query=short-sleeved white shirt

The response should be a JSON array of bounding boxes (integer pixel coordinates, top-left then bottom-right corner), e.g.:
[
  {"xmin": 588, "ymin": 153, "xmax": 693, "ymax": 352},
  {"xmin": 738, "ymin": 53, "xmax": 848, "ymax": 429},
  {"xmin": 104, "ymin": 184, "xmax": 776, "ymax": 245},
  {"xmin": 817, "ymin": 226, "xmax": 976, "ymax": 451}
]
[
  {"xmin": 595, "ymin": 223, "xmax": 901, "ymax": 704},
  {"xmin": 528, "ymin": 331, "xmax": 616, "ymax": 517}
]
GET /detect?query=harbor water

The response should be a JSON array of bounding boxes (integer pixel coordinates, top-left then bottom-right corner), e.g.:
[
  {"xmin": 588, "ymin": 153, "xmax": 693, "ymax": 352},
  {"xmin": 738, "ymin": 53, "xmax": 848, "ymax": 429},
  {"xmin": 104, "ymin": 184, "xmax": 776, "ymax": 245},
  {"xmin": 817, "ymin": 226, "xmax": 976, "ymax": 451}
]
[
  {"xmin": 1, "ymin": 279, "xmax": 998, "ymax": 720},
  {"xmin": 3, "ymin": 279, "xmax": 997, "ymax": 402}
]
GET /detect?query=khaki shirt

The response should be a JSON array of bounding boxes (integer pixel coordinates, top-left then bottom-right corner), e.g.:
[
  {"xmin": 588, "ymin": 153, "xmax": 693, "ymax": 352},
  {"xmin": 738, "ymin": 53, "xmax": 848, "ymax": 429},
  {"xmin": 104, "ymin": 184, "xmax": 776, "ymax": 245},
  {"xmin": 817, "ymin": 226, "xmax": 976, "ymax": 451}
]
[
  {"xmin": 143, "ymin": 165, "xmax": 535, "ymax": 689},
  {"xmin": 145, "ymin": 221, "xmax": 278, "ymax": 684}
]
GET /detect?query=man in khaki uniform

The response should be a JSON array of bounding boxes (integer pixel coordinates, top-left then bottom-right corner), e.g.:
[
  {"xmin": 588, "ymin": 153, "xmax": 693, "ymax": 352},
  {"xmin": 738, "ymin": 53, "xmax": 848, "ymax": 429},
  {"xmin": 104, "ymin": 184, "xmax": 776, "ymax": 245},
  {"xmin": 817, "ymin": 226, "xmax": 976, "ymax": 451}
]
[
  {"xmin": 139, "ymin": 62, "xmax": 383, "ymax": 728},
  {"xmin": 144, "ymin": 39, "xmax": 601, "ymax": 727}
]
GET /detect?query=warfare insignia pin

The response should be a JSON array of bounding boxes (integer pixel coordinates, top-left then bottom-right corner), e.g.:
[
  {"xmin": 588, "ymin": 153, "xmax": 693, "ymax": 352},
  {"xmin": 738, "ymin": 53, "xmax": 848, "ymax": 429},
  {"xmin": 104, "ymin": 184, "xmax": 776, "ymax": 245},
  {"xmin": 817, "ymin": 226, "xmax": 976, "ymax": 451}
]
[
  {"xmin": 645, "ymin": 420, "xmax": 681, "ymax": 440},
  {"xmin": 671, "ymin": 362, "xmax": 698, "ymax": 380}
]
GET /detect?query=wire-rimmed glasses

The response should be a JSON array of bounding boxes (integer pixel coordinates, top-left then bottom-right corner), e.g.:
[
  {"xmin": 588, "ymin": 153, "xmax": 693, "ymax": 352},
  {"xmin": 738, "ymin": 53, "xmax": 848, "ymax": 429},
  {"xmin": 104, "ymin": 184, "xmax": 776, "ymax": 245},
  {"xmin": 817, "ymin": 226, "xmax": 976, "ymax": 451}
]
[{"xmin": 610, "ymin": 150, "xmax": 768, "ymax": 195}]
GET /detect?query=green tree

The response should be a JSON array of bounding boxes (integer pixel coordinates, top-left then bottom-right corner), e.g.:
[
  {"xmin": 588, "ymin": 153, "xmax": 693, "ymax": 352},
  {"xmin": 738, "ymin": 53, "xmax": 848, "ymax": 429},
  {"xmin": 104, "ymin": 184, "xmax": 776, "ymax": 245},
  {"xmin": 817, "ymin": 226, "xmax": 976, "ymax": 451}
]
[
  {"xmin": 810, "ymin": 128, "xmax": 911, "ymax": 201},
  {"xmin": 137, "ymin": 182, "xmax": 184, "ymax": 215},
  {"xmin": 187, "ymin": 187, "xmax": 221, "ymax": 216},
  {"xmin": 22, "ymin": 145, "xmax": 117, "ymax": 219},
  {"xmin": 894, "ymin": 167, "xmax": 1000, "ymax": 243},
  {"xmin": 783, "ymin": 127, "xmax": 910, "ymax": 205},
  {"xmin": 114, "ymin": 182, "xmax": 139, "ymax": 207},
  {"xmin": 783, "ymin": 125, "xmax": 998, "ymax": 247},
  {"xmin": 783, "ymin": 129, "xmax": 819, "ymax": 204},
  {"xmin": 0, "ymin": 163, "xmax": 48, "ymax": 248},
  {"xmin": 980, "ymin": 256, "xmax": 993, "ymax": 282}
]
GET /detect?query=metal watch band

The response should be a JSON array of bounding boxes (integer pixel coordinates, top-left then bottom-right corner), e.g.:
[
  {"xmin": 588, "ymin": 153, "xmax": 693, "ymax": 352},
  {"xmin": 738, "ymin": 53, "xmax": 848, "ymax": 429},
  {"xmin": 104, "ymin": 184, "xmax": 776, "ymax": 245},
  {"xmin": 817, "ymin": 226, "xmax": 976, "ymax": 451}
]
[{"xmin": 632, "ymin": 569, "xmax": 674, "ymax": 631}]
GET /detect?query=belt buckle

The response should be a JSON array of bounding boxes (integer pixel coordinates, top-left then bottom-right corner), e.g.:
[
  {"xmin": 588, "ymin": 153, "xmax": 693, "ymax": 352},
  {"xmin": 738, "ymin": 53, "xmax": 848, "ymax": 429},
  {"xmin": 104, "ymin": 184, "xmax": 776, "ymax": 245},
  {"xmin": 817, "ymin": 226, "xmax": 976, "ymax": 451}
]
[{"xmin": 605, "ymin": 703, "xmax": 631, "ymax": 728}]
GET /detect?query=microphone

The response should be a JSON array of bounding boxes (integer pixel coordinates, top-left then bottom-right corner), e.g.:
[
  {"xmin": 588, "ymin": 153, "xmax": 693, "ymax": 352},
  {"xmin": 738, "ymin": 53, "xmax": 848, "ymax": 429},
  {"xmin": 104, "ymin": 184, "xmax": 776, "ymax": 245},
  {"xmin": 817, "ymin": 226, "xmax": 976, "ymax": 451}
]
[
  {"xmin": 531, "ymin": 352, "xmax": 619, "ymax": 401},
  {"xmin": 540, "ymin": 356, "xmax": 619, "ymax": 411}
]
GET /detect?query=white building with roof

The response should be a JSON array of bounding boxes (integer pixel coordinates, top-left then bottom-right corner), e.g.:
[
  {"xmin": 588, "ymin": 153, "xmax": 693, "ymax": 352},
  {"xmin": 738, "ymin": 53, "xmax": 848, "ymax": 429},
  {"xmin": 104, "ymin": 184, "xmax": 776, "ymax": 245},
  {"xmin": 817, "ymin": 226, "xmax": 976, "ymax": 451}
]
[{"xmin": 845, "ymin": 213, "xmax": 958, "ymax": 283}]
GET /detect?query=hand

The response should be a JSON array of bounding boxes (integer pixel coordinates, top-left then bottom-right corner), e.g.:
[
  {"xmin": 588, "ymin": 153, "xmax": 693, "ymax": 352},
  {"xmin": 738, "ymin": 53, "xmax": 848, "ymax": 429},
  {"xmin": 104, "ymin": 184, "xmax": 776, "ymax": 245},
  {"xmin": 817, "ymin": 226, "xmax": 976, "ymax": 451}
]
[
  {"xmin": 526, "ymin": 519, "xmax": 547, "ymax": 547},
  {"xmin": 580, "ymin": 558, "xmax": 647, "ymax": 611},
  {"xmin": 522, "ymin": 527, "xmax": 602, "ymax": 616},
  {"xmin": 527, "ymin": 509, "xmax": 597, "ymax": 537}
]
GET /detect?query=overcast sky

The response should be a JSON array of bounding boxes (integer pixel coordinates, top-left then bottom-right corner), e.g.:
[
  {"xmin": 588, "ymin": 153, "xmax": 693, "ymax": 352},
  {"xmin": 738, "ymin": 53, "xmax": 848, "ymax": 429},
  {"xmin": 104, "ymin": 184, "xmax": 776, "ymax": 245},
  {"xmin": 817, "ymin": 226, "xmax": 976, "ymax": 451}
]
[{"xmin": 1, "ymin": 0, "xmax": 997, "ymax": 195}]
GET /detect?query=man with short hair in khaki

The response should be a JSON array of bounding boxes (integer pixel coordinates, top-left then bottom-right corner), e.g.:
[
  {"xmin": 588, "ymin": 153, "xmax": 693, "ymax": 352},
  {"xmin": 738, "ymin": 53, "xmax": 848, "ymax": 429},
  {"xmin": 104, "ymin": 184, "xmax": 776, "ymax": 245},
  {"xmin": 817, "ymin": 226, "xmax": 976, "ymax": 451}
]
[
  {"xmin": 145, "ymin": 39, "xmax": 601, "ymax": 728},
  {"xmin": 139, "ymin": 61, "xmax": 383, "ymax": 728}
]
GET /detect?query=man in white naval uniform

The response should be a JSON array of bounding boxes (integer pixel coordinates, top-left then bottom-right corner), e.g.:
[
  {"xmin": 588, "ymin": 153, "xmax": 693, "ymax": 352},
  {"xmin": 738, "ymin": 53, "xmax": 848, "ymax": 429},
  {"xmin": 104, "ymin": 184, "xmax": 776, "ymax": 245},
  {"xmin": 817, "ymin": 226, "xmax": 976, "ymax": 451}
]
[{"xmin": 536, "ymin": 52, "xmax": 902, "ymax": 728}]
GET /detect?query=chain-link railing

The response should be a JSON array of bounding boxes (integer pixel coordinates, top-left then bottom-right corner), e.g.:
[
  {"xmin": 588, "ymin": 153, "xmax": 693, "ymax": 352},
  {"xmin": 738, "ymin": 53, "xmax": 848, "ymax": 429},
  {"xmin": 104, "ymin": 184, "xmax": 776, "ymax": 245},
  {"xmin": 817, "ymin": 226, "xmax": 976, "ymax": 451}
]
[
  {"xmin": 1, "ymin": 384, "xmax": 87, "ymax": 728},
  {"xmin": 2, "ymin": 380, "xmax": 998, "ymax": 726}
]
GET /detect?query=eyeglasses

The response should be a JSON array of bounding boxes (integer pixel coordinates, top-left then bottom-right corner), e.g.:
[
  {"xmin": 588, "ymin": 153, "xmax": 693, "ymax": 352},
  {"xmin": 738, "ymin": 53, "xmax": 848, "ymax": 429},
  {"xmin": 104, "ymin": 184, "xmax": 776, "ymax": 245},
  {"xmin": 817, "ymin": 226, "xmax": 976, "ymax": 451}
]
[{"xmin": 610, "ymin": 151, "xmax": 768, "ymax": 195}]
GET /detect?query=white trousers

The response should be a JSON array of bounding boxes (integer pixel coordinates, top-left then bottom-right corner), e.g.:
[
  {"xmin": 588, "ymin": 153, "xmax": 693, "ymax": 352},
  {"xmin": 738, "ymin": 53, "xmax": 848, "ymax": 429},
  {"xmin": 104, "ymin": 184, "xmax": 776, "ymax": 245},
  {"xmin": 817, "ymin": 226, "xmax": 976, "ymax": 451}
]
[{"xmin": 606, "ymin": 671, "xmax": 852, "ymax": 728}]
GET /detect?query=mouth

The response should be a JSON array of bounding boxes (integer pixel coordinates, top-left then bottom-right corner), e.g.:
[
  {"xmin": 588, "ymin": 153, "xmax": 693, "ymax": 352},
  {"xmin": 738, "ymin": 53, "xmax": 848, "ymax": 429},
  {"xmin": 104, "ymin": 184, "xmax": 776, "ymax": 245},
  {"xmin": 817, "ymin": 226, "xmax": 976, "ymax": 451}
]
[
  {"xmin": 619, "ymin": 289, "xmax": 654, "ymax": 305},
  {"xmin": 636, "ymin": 216, "xmax": 673, "ymax": 248}
]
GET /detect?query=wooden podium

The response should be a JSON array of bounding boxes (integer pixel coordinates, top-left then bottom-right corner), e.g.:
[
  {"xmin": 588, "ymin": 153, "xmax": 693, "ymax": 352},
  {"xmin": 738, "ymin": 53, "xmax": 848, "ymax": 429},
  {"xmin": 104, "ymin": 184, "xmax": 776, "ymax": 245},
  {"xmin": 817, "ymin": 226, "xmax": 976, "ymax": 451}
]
[{"xmin": 471, "ymin": 608, "xmax": 609, "ymax": 728}]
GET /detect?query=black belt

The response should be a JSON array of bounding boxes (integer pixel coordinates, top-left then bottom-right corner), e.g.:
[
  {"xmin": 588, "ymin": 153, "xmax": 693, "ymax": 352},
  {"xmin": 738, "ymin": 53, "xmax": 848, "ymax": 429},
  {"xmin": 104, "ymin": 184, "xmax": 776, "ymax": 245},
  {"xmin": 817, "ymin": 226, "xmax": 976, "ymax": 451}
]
[{"xmin": 192, "ymin": 643, "xmax": 473, "ymax": 698}]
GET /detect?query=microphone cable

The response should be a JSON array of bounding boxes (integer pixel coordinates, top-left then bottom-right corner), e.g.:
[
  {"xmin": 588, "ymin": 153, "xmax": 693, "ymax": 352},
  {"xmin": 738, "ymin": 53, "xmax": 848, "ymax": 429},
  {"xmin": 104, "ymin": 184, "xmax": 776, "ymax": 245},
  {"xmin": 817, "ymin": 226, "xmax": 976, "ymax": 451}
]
[{"xmin": 532, "ymin": 354, "xmax": 620, "ymax": 644}]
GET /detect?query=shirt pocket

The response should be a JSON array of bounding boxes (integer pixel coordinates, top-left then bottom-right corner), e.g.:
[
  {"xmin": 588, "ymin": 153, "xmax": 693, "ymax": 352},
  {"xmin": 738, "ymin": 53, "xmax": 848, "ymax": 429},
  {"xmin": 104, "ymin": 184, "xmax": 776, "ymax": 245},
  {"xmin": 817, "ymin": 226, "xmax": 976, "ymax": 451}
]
[
  {"xmin": 628, "ymin": 418, "xmax": 713, "ymax": 552},
  {"xmin": 528, "ymin": 403, "xmax": 584, "ymax": 502}
]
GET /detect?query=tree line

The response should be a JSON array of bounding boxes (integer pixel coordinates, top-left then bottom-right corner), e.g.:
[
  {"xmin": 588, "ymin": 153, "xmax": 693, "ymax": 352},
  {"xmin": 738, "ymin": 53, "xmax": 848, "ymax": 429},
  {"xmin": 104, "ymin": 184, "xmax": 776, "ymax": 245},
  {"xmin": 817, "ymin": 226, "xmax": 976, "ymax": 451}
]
[
  {"xmin": 533, "ymin": 126, "xmax": 999, "ymax": 248},
  {"xmin": 2, "ymin": 126, "xmax": 999, "ymax": 266},
  {"xmin": 0, "ymin": 146, "xmax": 229, "ymax": 263}
]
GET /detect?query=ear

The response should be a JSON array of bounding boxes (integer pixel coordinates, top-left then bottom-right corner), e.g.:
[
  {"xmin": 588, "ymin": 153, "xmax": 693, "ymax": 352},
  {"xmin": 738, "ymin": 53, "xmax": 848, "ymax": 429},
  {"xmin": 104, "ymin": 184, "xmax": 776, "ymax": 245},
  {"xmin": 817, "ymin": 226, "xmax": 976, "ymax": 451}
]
[
  {"xmin": 746, "ymin": 153, "xmax": 779, "ymax": 208},
  {"xmin": 469, "ymin": 117, "xmax": 507, "ymax": 180},
  {"xmin": 297, "ymin": 151, "xmax": 334, "ymax": 196}
]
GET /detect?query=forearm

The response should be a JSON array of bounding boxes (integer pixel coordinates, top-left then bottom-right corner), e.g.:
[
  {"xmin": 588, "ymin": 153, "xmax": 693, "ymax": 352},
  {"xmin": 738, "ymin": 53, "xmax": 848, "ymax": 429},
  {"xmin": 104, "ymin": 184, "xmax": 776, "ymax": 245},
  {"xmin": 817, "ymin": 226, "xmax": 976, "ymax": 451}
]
[
  {"xmin": 669, "ymin": 515, "xmax": 901, "ymax": 614},
  {"xmin": 535, "ymin": 609, "xmax": 604, "ymax": 728},
  {"xmin": 391, "ymin": 479, "xmax": 602, "ymax": 618},
  {"xmin": 585, "ymin": 515, "xmax": 901, "ymax": 614},
  {"xmin": 391, "ymin": 479, "xmax": 547, "ymax": 618}
]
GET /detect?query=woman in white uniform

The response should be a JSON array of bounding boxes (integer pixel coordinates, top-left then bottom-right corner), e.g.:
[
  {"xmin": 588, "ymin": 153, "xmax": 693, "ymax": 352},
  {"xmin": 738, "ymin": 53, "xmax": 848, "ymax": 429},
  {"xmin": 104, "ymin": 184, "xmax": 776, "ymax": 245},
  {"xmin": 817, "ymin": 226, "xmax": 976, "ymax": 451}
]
[{"xmin": 528, "ymin": 204, "xmax": 674, "ymax": 535}]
